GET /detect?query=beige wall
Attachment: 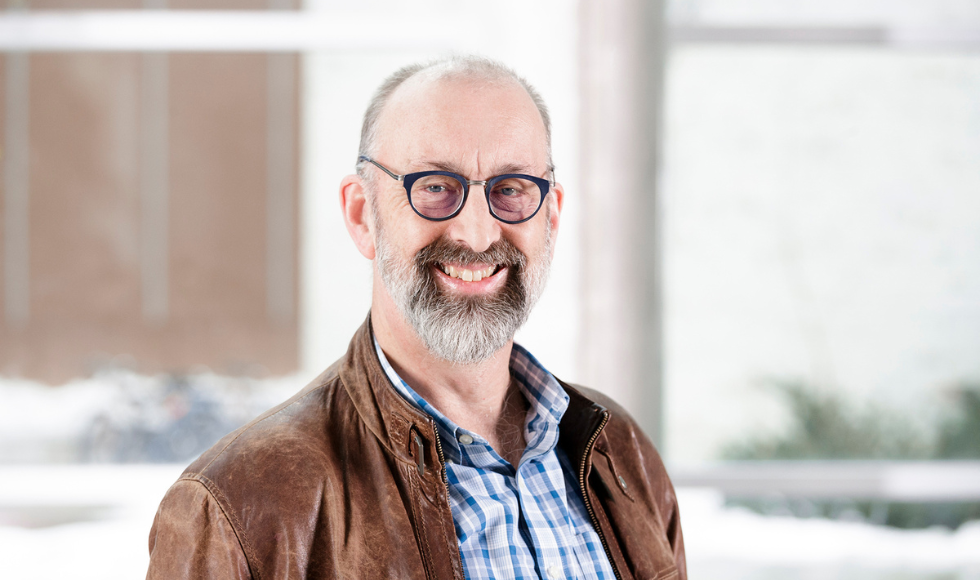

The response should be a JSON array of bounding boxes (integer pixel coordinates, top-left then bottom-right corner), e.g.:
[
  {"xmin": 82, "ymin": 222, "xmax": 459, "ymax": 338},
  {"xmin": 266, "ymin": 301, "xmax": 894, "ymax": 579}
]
[{"xmin": 1, "ymin": 1, "xmax": 300, "ymax": 383}]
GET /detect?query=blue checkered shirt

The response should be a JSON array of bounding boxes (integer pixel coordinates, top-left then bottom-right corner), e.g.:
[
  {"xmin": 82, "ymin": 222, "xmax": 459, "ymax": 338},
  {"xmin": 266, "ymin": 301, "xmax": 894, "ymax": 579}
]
[{"xmin": 374, "ymin": 338, "xmax": 616, "ymax": 580}]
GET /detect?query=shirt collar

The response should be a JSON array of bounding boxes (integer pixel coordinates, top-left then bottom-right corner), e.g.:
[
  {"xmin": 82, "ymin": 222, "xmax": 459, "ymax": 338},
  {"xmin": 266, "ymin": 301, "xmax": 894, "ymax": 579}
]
[{"xmin": 372, "ymin": 337, "xmax": 569, "ymax": 466}]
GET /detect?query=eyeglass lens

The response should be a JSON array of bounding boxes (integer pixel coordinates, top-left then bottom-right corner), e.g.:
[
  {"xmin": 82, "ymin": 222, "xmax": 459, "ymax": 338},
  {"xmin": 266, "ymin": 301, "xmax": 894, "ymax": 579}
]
[{"xmin": 409, "ymin": 174, "xmax": 543, "ymax": 222}]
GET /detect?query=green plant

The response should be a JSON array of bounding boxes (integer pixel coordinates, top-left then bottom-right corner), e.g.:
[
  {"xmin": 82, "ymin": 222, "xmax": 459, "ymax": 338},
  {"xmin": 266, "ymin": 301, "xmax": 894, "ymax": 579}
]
[
  {"xmin": 720, "ymin": 380, "xmax": 980, "ymax": 529},
  {"xmin": 936, "ymin": 386, "xmax": 980, "ymax": 459},
  {"xmin": 722, "ymin": 380, "xmax": 932, "ymax": 461}
]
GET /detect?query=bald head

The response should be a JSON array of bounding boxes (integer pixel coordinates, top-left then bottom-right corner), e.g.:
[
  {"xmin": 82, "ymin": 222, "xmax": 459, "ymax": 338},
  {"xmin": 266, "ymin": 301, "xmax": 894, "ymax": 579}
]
[{"xmin": 356, "ymin": 56, "xmax": 553, "ymax": 180}]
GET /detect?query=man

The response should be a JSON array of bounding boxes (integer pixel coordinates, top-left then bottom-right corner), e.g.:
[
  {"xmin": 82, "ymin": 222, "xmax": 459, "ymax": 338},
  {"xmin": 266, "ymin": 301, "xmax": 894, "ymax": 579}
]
[{"xmin": 147, "ymin": 56, "xmax": 685, "ymax": 580}]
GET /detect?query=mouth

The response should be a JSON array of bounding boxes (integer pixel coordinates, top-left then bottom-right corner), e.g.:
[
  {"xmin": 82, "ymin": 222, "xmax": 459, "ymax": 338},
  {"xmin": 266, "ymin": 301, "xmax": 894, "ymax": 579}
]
[{"xmin": 435, "ymin": 263, "xmax": 503, "ymax": 283}]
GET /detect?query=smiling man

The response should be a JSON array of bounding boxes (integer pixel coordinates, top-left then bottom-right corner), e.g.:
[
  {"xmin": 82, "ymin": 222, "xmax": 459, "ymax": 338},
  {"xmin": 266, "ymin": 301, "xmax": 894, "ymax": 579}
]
[{"xmin": 147, "ymin": 56, "xmax": 685, "ymax": 580}]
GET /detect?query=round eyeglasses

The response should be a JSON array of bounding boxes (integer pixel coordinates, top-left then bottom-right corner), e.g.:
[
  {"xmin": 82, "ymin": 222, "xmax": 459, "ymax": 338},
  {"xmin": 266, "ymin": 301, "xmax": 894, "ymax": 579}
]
[{"xmin": 358, "ymin": 155, "xmax": 554, "ymax": 224}]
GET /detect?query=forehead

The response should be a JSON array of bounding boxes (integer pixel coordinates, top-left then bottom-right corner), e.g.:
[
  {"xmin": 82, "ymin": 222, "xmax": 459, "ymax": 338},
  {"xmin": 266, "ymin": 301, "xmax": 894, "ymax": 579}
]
[{"xmin": 374, "ymin": 74, "xmax": 549, "ymax": 172}]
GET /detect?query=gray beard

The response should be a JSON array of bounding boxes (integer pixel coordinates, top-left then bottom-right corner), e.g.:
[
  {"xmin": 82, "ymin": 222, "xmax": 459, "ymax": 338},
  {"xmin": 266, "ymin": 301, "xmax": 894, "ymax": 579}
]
[{"xmin": 374, "ymin": 221, "xmax": 551, "ymax": 365}]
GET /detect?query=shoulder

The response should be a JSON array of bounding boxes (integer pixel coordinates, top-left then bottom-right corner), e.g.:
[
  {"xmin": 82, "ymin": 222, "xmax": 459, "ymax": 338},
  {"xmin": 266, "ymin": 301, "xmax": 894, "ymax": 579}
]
[
  {"xmin": 561, "ymin": 382, "xmax": 655, "ymax": 449},
  {"xmin": 149, "ymin": 362, "xmax": 362, "ymax": 572},
  {"xmin": 180, "ymin": 361, "xmax": 355, "ymax": 504},
  {"xmin": 564, "ymin": 383, "xmax": 633, "ymax": 425},
  {"xmin": 148, "ymin": 477, "xmax": 253, "ymax": 579},
  {"xmin": 559, "ymin": 380, "xmax": 674, "ymax": 497},
  {"xmin": 559, "ymin": 379, "xmax": 686, "ymax": 578}
]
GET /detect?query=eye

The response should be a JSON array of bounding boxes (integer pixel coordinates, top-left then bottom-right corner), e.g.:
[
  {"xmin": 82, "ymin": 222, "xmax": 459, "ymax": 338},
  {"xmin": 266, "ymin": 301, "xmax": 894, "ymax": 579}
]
[
  {"xmin": 410, "ymin": 174, "xmax": 466, "ymax": 219},
  {"xmin": 489, "ymin": 178, "xmax": 532, "ymax": 198}
]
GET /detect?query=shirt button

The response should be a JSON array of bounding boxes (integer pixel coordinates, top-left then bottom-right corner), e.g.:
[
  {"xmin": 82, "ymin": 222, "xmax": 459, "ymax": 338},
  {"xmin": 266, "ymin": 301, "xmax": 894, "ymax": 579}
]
[
  {"xmin": 547, "ymin": 564, "xmax": 561, "ymax": 579},
  {"xmin": 459, "ymin": 434, "xmax": 474, "ymax": 445}
]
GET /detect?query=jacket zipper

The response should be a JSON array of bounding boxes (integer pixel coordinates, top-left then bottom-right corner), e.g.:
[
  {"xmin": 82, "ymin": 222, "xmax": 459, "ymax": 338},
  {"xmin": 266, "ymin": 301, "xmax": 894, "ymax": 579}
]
[
  {"xmin": 431, "ymin": 420, "xmax": 448, "ymax": 483},
  {"xmin": 578, "ymin": 408, "xmax": 622, "ymax": 580},
  {"xmin": 429, "ymin": 419, "xmax": 465, "ymax": 580}
]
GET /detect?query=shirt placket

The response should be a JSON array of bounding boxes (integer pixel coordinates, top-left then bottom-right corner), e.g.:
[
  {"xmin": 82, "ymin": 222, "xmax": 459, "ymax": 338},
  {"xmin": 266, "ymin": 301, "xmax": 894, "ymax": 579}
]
[
  {"xmin": 515, "ymin": 399, "xmax": 575, "ymax": 579},
  {"xmin": 374, "ymin": 337, "xmax": 613, "ymax": 580},
  {"xmin": 458, "ymin": 433, "xmax": 540, "ymax": 579}
]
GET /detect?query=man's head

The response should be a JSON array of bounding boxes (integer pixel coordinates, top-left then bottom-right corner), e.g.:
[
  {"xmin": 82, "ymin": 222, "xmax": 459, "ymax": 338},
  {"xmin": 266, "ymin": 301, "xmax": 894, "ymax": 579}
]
[
  {"xmin": 356, "ymin": 57, "xmax": 553, "ymax": 181},
  {"xmin": 341, "ymin": 56, "xmax": 563, "ymax": 364}
]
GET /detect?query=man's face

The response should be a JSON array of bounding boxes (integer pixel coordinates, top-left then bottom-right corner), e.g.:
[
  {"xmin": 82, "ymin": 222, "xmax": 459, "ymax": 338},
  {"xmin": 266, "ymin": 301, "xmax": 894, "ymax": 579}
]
[{"xmin": 366, "ymin": 75, "xmax": 561, "ymax": 363}]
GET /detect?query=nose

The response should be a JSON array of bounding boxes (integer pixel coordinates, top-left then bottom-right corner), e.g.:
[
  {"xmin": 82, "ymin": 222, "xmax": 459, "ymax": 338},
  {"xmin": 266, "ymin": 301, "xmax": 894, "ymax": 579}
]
[{"xmin": 446, "ymin": 185, "xmax": 501, "ymax": 253}]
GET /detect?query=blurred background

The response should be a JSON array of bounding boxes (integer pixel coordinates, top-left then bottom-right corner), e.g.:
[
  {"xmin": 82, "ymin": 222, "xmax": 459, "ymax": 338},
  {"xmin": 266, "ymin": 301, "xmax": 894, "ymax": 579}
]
[{"xmin": 1, "ymin": 0, "xmax": 979, "ymax": 578}]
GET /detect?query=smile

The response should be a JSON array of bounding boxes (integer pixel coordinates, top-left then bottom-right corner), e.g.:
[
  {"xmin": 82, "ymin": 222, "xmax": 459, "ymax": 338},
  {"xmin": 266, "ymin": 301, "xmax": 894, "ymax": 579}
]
[{"xmin": 437, "ymin": 263, "xmax": 501, "ymax": 282}]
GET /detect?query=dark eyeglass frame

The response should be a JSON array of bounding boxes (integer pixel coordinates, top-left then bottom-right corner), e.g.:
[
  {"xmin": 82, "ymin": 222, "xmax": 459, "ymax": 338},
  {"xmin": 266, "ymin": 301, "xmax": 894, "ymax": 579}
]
[{"xmin": 358, "ymin": 155, "xmax": 554, "ymax": 224}]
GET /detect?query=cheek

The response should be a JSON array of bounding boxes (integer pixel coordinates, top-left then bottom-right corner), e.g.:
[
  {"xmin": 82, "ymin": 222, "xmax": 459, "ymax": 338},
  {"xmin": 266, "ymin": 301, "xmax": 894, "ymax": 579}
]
[
  {"xmin": 377, "ymin": 217, "xmax": 445, "ymax": 263},
  {"xmin": 379, "ymin": 182, "xmax": 417, "ymax": 217},
  {"xmin": 504, "ymin": 224, "xmax": 551, "ymax": 264}
]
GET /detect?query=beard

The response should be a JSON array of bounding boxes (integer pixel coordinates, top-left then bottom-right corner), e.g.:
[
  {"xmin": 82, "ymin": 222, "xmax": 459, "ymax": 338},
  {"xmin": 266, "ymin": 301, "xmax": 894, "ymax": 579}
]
[{"xmin": 374, "ymin": 217, "xmax": 552, "ymax": 365}]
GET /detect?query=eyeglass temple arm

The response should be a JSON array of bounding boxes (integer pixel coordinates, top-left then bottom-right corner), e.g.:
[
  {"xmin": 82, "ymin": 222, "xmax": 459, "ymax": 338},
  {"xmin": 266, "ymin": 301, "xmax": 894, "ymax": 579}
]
[{"xmin": 358, "ymin": 155, "xmax": 404, "ymax": 182}]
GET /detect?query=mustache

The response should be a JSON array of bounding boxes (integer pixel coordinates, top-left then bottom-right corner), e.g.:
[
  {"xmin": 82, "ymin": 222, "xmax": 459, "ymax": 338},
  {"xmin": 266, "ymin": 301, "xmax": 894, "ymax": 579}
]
[{"xmin": 413, "ymin": 236, "xmax": 527, "ymax": 271}]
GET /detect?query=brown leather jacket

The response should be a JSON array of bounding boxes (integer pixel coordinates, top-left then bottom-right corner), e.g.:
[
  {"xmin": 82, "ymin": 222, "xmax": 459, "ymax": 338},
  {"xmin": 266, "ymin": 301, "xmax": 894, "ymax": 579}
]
[{"xmin": 147, "ymin": 317, "xmax": 686, "ymax": 579}]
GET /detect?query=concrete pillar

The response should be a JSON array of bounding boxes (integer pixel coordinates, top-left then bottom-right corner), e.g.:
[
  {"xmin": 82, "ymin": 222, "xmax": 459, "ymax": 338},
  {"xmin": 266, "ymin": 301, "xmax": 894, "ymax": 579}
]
[{"xmin": 578, "ymin": 0, "xmax": 667, "ymax": 448}]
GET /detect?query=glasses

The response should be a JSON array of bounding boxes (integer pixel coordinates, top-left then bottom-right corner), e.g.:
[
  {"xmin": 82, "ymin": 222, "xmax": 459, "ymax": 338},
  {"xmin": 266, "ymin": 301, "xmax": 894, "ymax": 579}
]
[{"xmin": 358, "ymin": 155, "xmax": 553, "ymax": 224}]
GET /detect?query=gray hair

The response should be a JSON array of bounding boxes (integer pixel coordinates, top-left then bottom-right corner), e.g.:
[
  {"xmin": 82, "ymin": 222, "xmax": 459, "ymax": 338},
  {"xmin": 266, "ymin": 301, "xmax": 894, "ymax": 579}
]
[{"xmin": 356, "ymin": 55, "xmax": 553, "ymax": 180}]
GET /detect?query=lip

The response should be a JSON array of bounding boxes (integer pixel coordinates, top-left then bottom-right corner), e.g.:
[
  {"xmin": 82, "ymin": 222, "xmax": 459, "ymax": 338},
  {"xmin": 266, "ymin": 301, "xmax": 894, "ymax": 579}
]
[{"xmin": 432, "ymin": 263, "xmax": 509, "ymax": 295}]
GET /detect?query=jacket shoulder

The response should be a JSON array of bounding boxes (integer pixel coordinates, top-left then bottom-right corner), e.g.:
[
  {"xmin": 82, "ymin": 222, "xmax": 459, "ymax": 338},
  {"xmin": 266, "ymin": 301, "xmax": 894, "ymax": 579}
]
[
  {"xmin": 560, "ymin": 380, "xmax": 686, "ymax": 580},
  {"xmin": 147, "ymin": 363, "xmax": 357, "ymax": 577},
  {"xmin": 186, "ymin": 362, "xmax": 346, "ymax": 477},
  {"xmin": 561, "ymin": 382, "xmax": 663, "ymax": 462},
  {"xmin": 565, "ymin": 383, "xmax": 635, "ymax": 424},
  {"xmin": 147, "ymin": 477, "xmax": 252, "ymax": 579}
]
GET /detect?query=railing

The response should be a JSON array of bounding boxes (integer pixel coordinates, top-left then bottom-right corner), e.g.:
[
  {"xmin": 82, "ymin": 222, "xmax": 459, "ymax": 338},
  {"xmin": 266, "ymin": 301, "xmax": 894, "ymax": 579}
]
[{"xmin": 669, "ymin": 461, "xmax": 980, "ymax": 501}]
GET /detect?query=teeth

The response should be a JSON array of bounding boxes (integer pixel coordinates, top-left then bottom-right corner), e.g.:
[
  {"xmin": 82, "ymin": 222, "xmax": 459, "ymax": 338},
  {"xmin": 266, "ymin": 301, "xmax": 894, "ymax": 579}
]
[{"xmin": 439, "ymin": 264, "xmax": 498, "ymax": 282}]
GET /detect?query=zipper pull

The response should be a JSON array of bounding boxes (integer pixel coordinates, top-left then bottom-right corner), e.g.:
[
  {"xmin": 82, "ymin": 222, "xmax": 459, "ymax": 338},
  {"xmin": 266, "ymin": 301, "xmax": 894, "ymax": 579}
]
[{"xmin": 411, "ymin": 429, "xmax": 425, "ymax": 477}]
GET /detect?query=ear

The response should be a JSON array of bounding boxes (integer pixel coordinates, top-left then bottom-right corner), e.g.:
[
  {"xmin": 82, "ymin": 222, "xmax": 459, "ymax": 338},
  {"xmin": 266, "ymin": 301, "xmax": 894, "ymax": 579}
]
[
  {"xmin": 340, "ymin": 174, "xmax": 376, "ymax": 260},
  {"xmin": 547, "ymin": 181, "xmax": 564, "ymax": 248}
]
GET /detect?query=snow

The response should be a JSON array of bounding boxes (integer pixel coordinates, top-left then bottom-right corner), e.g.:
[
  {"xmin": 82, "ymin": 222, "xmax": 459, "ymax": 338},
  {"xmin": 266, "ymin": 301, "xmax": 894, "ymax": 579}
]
[
  {"xmin": 0, "ymin": 467, "xmax": 978, "ymax": 579},
  {"xmin": 1, "ymin": 376, "xmax": 978, "ymax": 578},
  {"xmin": 678, "ymin": 488, "xmax": 980, "ymax": 579},
  {"xmin": 0, "ymin": 371, "xmax": 304, "ymax": 463},
  {"xmin": 0, "ymin": 376, "xmax": 121, "ymax": 440},
  {"xmin": 0, "ymin": 464, "xmax": 181, "ymax": 580}
]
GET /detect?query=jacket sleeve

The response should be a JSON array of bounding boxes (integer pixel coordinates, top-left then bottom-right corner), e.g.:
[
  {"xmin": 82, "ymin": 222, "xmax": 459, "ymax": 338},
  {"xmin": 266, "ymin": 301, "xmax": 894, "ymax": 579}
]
[
  {"xmin": 146, "ymin": 478, "xmax": 252, "ymax": 580},
  {"xmin": 660, "ymin": 464, "xmax": 686, "ymax": 580}
]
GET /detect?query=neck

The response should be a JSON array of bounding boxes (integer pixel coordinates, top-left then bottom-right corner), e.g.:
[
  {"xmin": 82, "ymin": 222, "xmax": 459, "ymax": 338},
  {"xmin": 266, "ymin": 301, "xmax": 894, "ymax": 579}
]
[{"xmin": 371, "ymin": 286, "xmax": 526, "ymax": 463}]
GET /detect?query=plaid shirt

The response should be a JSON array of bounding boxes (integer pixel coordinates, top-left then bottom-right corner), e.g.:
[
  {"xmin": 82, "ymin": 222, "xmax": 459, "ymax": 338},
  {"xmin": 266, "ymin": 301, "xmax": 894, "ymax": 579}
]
[{"xmin": 375, "ymin": 338, "xmax": 616, "ymax": 580}]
